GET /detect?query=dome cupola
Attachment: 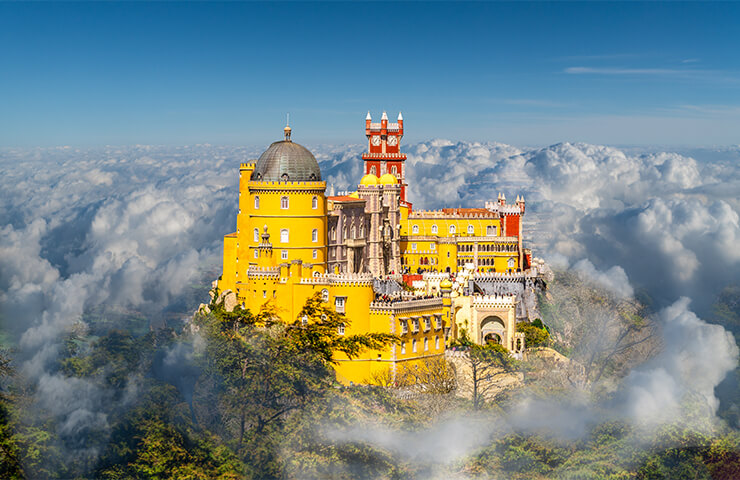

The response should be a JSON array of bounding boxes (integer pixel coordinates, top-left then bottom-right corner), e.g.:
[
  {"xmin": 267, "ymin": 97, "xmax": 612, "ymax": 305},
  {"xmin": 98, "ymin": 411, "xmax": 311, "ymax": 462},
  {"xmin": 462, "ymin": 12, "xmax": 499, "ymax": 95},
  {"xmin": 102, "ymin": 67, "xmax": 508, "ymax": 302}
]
[{"xmin": 251, "ymin": 126, "xmax": 322, "ymax": 182}]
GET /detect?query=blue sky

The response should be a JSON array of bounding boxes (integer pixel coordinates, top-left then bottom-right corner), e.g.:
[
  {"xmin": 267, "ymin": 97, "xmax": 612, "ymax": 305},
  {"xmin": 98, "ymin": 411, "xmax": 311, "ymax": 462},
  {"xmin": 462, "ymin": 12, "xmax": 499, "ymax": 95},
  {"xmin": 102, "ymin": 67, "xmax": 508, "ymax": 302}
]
[{"xmin": 1, "ymin": 1, "xmax": 739, "ymax": 147}]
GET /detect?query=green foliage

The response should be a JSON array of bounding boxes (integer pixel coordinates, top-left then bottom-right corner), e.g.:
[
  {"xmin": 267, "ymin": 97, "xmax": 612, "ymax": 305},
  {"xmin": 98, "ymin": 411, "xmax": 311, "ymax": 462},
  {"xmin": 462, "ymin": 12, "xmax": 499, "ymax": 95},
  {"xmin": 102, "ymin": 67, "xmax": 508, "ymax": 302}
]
[{"xmin": 517, "ymin": 320, "xmax": 550, "ymax": 348}]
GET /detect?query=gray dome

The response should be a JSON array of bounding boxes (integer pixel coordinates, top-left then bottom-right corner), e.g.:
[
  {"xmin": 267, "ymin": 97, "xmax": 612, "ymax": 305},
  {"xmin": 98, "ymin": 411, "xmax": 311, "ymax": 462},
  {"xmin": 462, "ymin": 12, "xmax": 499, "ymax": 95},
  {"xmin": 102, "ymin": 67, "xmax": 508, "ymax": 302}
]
[{"xmin": 251, "ymin": 139, "xmax": 322, "ymax": 182}]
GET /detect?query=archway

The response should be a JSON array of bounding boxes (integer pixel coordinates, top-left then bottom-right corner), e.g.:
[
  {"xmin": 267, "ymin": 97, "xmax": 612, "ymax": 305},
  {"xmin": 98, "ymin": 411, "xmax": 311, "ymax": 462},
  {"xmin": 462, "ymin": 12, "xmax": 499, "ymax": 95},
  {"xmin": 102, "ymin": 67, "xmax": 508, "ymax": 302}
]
[{"xmin": 480, "ymin": 316, "xmax": 506, "ymax": 346}]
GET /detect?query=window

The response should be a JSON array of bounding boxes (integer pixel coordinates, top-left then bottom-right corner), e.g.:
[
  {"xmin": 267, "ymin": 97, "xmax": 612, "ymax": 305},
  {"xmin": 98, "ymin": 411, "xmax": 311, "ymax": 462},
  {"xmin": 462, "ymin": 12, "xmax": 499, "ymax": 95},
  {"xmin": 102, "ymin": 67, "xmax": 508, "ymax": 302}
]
[
  {"xmin": 435, "ymin": 336, "xmax": 440, "ymax": 349},
  {"xmin": 391, "ymin": 165, "xmax": 398, "ymax": 175},
  {"xmin": 508, "ymin": 257, "xmax": 516, "ymax": 269},
  {"xmin": 359, "ymin": 224, "xmax": 364, "ymax": 237},
  {"xmin": 424, "ymin": 338, "xmax": 429, "ymax": 351},
  {"xmin": 337, "ymin": 323, "xmax": 345, "ymax": 335},
  {"xmin": 254, "ymin": 228, "xmax": 259, "ymax": 242},
  {"xmin": 312, "ymin": 229, "xmax": 318, "ymax": 242},
  {"xmin": 262, "ymin": 290, "xmax": 266, "ymax": 298},
  {"xmin": 412, "ymin": 319, "xmax": 420, "ymax": 333},
  {"xmin": 401, "ymin": 320, "xmax": 408, "ymax": 334},
  {"xmin": 449, "ymin": 225, "xmax": 456, "ymax": 234},
  {"xmin": 280, "ymin": 196, "xmax": 289, "ymax": 209},
  {"xmin": 281, "ymin": 250, "xmax": 288, "ymax": 260},
  {"xmin": 424, "ymin": 317, "xmax": 431, "ymax": 332},
  {"xmin": 412, "ymin": 339, "xmax": 417, "ymax": 353},
  {"xmin": 254, "ymin": 196, "xmax": 259, "ymax": 209},
  {"xmin": 370, "ymin": 166, "xmax": 376, "ymax": 175},
  {"xmin": 487, "ymin": 225, "xmax": 497, "ymax": 236},
  {"xmin": 280, "ymin": 229, "xmax": 289, "ymax": 243},
  {"xmin": 335, "ymin": 296, "xmax": 346, "ymax": 313},
  {"xmin": 467, "ymin": 225, "xmax": 474, "ymax": 235},
  {"xmin": 412, "ymin": 225, "xmax": 419, "ymax": 234},
  {"xmin": 431, "ymin": 224, "xmax": 438, "ymax": 234},
  {"xmin": 435, "ymin": 315, "xmax": 442, "ymax": 330},
  {"xmin": 411, "ymin": 243, "xmax": 417, "ymax": 251},
  {"xmin": 430, "ymin": 243, "xmax": 435, "ymax": 251},
  {"xmin": 301, "ymin": 315, "xmax": 308, "ymax": 326},
  {"xmin": 312, "ymin": 196, "xmax": 318, "ymax": 209},
  {"xmin": 254, "ymin": 250, "xmax": 259, "ymax": 259},
  {"xmin": 313, "ymin": 249, "xmax": 318, "ymax": 259},
  {"xmin": 331, "ymin": 228, "xmax": 336, "ymax": 241},
  {"xmin": 351, "ymin": 226, "xmax": 356, "ymax": 239},
  {"xmin": 401, "ymin": 343, "xmax": 406, "ymax": 354},
  {"xmin": 321, "ymin": 289, "xmax": 329, "ymax": 302}
]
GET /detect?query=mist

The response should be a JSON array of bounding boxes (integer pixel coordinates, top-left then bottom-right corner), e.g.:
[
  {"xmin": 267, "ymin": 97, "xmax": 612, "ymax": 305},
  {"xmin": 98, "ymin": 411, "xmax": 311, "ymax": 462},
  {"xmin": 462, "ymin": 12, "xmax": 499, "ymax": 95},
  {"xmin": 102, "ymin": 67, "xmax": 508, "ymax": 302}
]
[{"xmin": 1, "ymin": 140, "xmax": 738, "ymax": 475}]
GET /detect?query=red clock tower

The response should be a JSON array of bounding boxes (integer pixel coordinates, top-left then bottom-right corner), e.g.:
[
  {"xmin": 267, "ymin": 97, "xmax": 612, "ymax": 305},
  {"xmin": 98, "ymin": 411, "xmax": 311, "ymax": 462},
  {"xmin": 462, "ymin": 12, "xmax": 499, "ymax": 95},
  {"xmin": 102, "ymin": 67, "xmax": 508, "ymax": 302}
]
[{"xmin": 363, "ymin": 111, "xmax": 408, "ymax": 203}]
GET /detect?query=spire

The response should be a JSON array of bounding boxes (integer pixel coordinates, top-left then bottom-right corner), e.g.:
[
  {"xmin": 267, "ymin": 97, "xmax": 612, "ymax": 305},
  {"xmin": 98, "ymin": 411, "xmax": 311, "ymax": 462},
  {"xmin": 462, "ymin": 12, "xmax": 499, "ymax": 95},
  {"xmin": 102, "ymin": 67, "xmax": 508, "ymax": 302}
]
[
  {"xmin": 381, "ymin": 111, "xmax": 388, "ymax": 121},
  {"xmin": 397, "ymin": 111, "xmax": 403, "ymax": 121},
  {"xmin": 284, "ymin": 113, "xmax": 292, "ymax": 142},
  {"xmin": 366, "ymin": 111, "xmax": 372, "ymax": 120}
]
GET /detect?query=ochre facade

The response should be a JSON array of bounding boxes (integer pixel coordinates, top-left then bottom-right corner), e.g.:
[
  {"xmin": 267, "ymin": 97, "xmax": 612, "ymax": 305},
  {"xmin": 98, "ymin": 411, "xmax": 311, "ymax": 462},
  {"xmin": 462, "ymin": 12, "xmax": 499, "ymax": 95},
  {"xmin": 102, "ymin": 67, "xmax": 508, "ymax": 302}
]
[{"xmin": 217, "ymin": 116, "xmax": 545, "ymax": 385}]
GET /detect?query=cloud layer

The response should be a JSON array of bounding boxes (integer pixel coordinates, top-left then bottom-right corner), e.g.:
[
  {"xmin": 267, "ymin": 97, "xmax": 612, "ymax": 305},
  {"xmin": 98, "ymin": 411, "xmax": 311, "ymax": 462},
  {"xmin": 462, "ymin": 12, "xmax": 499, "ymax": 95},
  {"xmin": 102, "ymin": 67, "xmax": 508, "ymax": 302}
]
[{"xmin": 1, "ymin": 138, "xmax": 738, "ymax": 462}]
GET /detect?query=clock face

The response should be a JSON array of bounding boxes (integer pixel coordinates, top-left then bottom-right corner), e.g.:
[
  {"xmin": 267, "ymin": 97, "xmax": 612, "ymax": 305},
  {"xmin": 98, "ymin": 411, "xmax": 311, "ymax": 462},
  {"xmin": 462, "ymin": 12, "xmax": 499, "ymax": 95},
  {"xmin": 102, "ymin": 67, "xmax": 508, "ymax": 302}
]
[
  {"xmin": 387, "ymin": 135, "xmax": 398, "ymax": 146},
  {"xmin": 371, "ymin": 135, "xmax": 381, "ymax": 146}
]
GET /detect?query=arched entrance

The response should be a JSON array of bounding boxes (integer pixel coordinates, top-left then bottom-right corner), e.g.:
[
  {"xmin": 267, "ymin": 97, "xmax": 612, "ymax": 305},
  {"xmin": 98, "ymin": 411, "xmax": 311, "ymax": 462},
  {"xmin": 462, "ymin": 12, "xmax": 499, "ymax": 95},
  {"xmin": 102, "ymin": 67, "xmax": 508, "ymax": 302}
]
[{"xmin": 480, "ymin": 316, "xmax": 506, "ymax": 345}]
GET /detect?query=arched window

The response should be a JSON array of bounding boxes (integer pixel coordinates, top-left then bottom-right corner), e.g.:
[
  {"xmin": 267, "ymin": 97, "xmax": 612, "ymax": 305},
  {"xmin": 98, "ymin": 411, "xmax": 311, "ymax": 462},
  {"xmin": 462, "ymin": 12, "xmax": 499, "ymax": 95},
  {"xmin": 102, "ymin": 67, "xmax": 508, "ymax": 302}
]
[
  {"xmin": 359, "ymin": 224, "xmax": 364, "ymax": 237},
  {"xmin": 412, "ymin": 225, "xmax": 419, "ymax": 234},
  {"xmin": 370, "ymin": 166, "xmax": 377, "ymax": 175},
  {"xmin": 312, "ymin": 229, "xmax": 318, "ymax": 242},
  {"xmin": 253, "ymin": 228, "xmax": 259, "ymax": 242},
  {"xmin": 312, "ymin": 196, "xmax": 318, "ymax": 209},
  {"xmin": 508, "ymin": 257, "xmax": 516, "ymax": 268},
  {"xmin": 487, "ymin": 225, "xmax": 497, "ymax": 236},
  {"xmin": 431, "ymin": 224, "xmax": 438, "ymax": 234},
  {"xmin": 467, "ymin": 225, "xmax": 474, "ymax": 235},
  {"xmin": 280, "ymin": 196, "xmax": 289, "ymax": 209},
  {"xmin": 254, "ymin": 196, "xmax": 260, "ymax": 209},
  {"xmin": 313, "ymin": 249, "xmax": 318, "ymax": 259},
  {"xmin": 351, "ymin": 226, "xmax": 356, "ymax": 239},
  {"xmin": 449, "ymin": 225, "xmax": 456, "ymax": 234},
  {"xmin": 280, "ymin": 229, "xmax": 289, "ymax": 243},
  {"xmin": 391, "ymin": 165, "xmax": 397, "ymax": 175},
  {"xmin": 321, "ymin": 289, "xmax": 329, "ymax": 302}
]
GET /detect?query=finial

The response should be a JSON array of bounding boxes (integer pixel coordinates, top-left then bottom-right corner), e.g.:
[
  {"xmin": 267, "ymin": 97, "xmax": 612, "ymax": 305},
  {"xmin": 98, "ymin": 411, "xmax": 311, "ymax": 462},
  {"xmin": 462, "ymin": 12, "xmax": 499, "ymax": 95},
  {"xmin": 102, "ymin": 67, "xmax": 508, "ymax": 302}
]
[
  {"xmin": 398, "ymin": 111, "xmax": 403, "ymax": 121},
  {"xmin": 366, "ymin": 111, "xmax": 372, "ymax": 121},
  {"xmin": 284, "ymin": 114, "xmax": 292, "ymax": 142}
]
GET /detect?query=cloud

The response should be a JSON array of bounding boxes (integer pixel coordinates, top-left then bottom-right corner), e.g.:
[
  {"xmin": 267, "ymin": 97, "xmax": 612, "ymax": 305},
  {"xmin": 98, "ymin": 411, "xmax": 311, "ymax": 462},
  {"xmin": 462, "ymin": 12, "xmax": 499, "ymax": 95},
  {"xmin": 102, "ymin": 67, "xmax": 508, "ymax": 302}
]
[
  {"xmin": 564, "ymin": 66, "xmax": 696, "ymax": 75},
  {"xmin": 2, "ymin": 137, "xmax": 739, "ymax": 465}
]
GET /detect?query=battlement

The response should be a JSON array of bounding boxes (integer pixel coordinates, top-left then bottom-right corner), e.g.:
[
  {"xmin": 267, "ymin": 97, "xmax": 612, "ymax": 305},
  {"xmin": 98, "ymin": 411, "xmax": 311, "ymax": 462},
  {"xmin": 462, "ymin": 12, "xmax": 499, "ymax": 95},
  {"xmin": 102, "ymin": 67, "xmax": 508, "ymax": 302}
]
[
  {"xmin": 472, "ymin": 294, "xmax": 517, "ymax": 309},
  {"xmin": 369, "ymin": 296, "xmax": 443, "ymax": 313},
  {"xmin": 361, "ymin": 153, "xmax": 407, "ymax": 159},
  {"xmin": 240, "ymin": 162, "xmax": 256, "ymax": 170},
  {"xmin": 248, "ymin": 180, "xmax": 327, "ymax": 192},
  {"xmin": 408, "ymin": 209, "xmax": 498, "ymax": 219},
  {"xmin": 299, "ymin": 272, "xmax": 374, "ymax": 286}
]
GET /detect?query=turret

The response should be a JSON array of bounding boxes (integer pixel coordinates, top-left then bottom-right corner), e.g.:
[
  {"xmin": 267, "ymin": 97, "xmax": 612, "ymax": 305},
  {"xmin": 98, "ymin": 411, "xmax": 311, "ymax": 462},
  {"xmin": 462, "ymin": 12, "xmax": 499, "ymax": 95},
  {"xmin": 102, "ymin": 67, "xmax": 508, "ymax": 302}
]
[
  {"xmin": 516, "ymin": 195, "xmax": 525, "ymax": 213},
  {"xmin": 397, "ymin": 111, "xmax": 404, "ymax": 134},
  {"xmin": 498, "ymin": 192, "xmax": 506, "ymax": 206},
  {"xmin": 381, "ymin": 111, "xmax": 388, "ymax": 135},
  {"xmin": 365, "ymin": 111, "xmax": 372, "ymax": 133}
]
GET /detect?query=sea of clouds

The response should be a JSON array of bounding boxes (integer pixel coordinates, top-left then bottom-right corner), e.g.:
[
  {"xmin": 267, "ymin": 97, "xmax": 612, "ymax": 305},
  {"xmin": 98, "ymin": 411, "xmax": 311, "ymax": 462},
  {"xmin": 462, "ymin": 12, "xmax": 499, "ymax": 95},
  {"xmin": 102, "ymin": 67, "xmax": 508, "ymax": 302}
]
[{"xmin": 1, "ymin": 138, "xmax": 738, "ymax": 463}]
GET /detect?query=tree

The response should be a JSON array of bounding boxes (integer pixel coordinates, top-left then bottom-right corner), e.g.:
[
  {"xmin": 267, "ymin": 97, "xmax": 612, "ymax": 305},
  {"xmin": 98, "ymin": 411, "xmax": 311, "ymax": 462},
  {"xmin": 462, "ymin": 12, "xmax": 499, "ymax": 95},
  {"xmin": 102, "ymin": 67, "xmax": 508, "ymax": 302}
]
[
  {"xmin": 516, "ymin": 321, "xmax": 550, "ymax": 348},
  {"xmin": 192, "ymin": 292, "xmax": 398, "ymax": 476},
  {"xmin": 466, "ymin": 344, "xmax": 518, "ymax": 410}
]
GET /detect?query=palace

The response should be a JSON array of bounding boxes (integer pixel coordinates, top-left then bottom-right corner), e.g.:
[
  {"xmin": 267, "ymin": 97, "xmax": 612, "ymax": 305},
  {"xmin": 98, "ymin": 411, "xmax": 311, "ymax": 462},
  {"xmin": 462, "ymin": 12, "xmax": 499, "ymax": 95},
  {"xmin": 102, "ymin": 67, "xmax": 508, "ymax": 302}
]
[{"xmin": 216, "ymin": 112, "xmax": 547, "ymax": 384}]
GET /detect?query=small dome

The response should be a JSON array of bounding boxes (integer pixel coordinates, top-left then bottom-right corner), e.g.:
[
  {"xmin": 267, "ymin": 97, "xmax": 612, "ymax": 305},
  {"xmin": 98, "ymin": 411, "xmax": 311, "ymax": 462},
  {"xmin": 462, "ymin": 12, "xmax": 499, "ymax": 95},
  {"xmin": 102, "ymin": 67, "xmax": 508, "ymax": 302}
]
[
  {"xmin": 251, "ymin": 131, "xmax": 321, "ymax": 182},
  {"xmin": 440, "ymin": 279, "xmax": 453, "ymax": 289},
  {"xmin": 379, "ymin": 173, "xmax": 398, "ymax": 185},
  {"xmin": 360, "ymin": 173, "xmax": 379, "ymax": 185},
  {"xmin": 349, "ymin": 191, "xmax": 360, "ymax": 198}
]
